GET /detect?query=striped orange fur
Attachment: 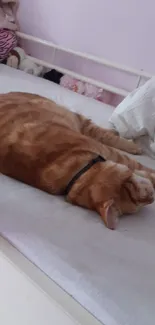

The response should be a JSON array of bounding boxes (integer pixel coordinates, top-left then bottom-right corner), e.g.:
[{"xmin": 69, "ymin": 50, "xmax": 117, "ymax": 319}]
[{"xmin": 0, "ymin": 92, "xmax": 154, "ymax": 229}]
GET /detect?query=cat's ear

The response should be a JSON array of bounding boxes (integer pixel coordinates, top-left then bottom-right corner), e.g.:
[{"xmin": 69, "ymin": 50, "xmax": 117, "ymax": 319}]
[{"xmin": 99, "ymin": 199, "xmax": 119, "ymax": 230}]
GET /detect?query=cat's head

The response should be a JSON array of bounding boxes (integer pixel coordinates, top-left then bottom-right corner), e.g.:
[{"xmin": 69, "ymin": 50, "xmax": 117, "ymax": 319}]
[{"xmin": 90, "ymin": 162, "xmax": 155, "ymax": 230}]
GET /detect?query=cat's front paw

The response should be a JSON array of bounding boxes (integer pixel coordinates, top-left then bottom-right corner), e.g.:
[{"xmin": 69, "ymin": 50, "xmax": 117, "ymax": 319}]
[
  {"xmin": 134, "ymin": 170, "xmax": 155, "ymax": 190},
  {"xmin": 130, "ymin": 173, "xmax": 155, "ymax": 205},
  {"xmin": 127, "ymin": 140, "xmax": 142, "ymax": 155}
]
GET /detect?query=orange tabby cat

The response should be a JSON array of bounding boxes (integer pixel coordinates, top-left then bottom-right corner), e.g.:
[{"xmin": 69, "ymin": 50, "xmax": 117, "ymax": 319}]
[{"xmin": 0, "ymin": 91, "xmax": 154, "ymax": 230}]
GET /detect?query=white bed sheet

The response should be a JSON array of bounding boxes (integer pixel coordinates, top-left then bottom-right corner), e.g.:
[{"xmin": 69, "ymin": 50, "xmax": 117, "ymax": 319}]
[{"xmin": 0, "ymin": 65, "xmax": 155, "ymax": 325}]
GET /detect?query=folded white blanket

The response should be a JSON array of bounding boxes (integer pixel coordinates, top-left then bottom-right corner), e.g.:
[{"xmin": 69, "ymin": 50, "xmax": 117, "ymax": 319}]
[{"xmin": 109, "ymin": 77, "xmax": 155, "ymax": 153}]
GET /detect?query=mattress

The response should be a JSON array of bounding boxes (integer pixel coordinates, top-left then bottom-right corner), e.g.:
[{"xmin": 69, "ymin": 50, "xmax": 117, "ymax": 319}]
[{"xmin": 0, "ymin": 64, "xmax": 155, "ymax": 325}]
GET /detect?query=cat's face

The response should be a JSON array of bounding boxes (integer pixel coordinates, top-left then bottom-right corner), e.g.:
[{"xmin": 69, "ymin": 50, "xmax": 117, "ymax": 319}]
[{"xmin": 91, "ymin": 163, "xmax": 155, "ymax": 230}]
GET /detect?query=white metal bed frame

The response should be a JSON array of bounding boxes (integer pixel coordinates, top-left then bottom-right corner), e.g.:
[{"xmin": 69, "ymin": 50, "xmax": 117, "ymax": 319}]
[
  {"xmin": 17, "ymin": 32, "xmax": 153, "ymax": 97},
  {"xmin": 1, "ymin": 32, "xmax": 154, "ymax": 325}
]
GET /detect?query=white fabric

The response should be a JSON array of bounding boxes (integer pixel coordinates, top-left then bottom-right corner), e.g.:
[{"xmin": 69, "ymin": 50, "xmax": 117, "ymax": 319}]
[
  {"xmin": 109, "ymin": 77, "xmax": 155, "ymax": 154},
  {"xmin": 0, "ymin": 64, "xmax": 155, "ymax": 325}
]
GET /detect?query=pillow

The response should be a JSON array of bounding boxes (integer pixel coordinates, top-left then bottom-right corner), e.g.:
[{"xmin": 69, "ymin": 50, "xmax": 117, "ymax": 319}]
[{"xmin": 109, "ymin": 77, "xmax": 155, "ymax": 141}]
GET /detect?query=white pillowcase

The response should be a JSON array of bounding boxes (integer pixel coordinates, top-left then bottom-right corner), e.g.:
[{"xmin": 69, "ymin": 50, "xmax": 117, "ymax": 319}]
[{"xmin": 109, "ymin": 77, "xmax": 155, "ymax": 142}]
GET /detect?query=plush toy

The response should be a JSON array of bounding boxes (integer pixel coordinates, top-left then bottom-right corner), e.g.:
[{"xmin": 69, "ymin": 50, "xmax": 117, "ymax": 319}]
[
  {"xmin": 84, "ymin": 83, "xmax": 103, "ymax": 100},
  {"xmin": 0, "ymin": 29, "xmax": 17, "ymax": 62},
  {"xmin": 7, "ymin": 46, "xmax": 43, "ymax": 76},
  {"xmin": 60, "ymin": 75, "xmax": 123, "ymax": 106},
  {"xmin": 60, "ymin": 75, "xmax": 85, "ymax": 94},
  {"xmin": 0, "ymin": 0, "xmax": 19, "ymax": 29},
  {"xmin": 0, "ymin": 0, "xmax": 18, "ymax": 62}
]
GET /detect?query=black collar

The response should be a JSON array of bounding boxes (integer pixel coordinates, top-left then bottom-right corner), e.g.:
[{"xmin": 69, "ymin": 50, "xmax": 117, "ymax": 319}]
[{"xmin": 64, "ymin": 155, "xmax": 106, "ymax": 196}]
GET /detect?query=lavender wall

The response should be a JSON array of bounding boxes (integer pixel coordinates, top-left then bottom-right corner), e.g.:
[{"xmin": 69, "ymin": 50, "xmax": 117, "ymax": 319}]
[{"xmin": 18, "ymin": 0, "xmax": 155, "ymax": 90}]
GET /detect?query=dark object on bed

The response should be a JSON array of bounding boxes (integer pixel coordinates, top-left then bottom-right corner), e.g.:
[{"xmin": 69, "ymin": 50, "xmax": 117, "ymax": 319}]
[
  {"xmin": 43, "ymin": 69, "xmax": 64, "ymax": 84},
  {"xmin": 1, "ymin": 59, "xmax": 7, "ymax": 65}
]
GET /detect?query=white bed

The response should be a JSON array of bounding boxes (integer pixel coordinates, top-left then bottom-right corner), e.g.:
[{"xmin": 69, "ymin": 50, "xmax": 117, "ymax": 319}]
[{"xmin": 0, "ymin": 63, "xmax": 155, "ymax": 325}]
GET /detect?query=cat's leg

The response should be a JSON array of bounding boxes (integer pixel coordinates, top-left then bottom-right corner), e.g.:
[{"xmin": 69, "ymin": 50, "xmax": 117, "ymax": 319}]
[
  {"xmin": 98, "ymin": 144, "xmax": 155, "ymax": 189},
  {"xmin": 94, "ymin": 141, "xmax": 155, "ymax": 188},
  {"xmin": 92, "ymin": 138, "xmax": 155, "ymax": 173},
  {"xmin": 77, "ymin": 114, "xmax": 141, "ymax": 155}
]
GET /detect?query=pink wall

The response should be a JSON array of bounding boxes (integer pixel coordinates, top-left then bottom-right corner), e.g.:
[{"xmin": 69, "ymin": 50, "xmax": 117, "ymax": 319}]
[{"xmin": 18, "ymin": 0, "xmax": 155, "ymax": 90}]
